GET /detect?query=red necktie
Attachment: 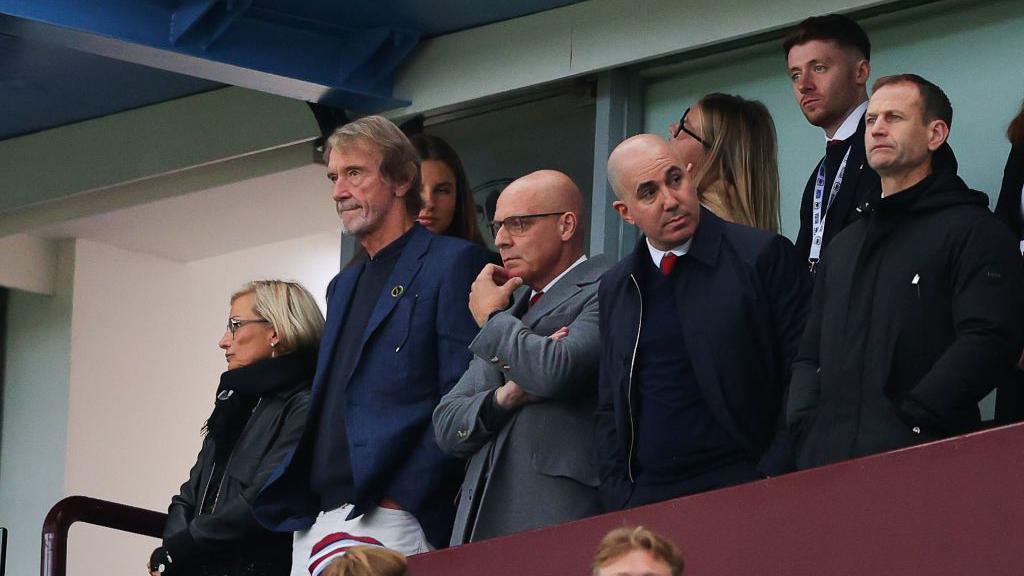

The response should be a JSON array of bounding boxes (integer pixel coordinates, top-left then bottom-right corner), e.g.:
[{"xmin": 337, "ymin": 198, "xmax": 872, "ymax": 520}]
[
  {"xmin": 529, "ymin": 291, "xmax": 544, "ymax": 307},
  {"xmin": 660, "ymin": 253, "xmax": 678, "ymax": 276},
  {"xmin": 827, "ymin": 138, "xmax": 844, "ymax": 148}
]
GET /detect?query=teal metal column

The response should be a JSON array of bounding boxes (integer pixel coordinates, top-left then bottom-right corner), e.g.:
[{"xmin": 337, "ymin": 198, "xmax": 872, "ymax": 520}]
[{"xmin": 590, "ymin": 69, "xmax": 643, "ymax": 260}]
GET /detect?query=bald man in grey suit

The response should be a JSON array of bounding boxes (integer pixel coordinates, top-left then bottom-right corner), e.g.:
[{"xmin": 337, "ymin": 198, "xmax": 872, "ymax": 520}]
[{"xmin": 433, "ymin": 170, "xmax": 608, "ymax": 545}]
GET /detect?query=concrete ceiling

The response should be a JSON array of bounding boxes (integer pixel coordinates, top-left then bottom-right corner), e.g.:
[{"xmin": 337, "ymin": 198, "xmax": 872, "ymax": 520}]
[{"xmin": 34, "ymin": 162, "xmax": 339, "ymax": 263}]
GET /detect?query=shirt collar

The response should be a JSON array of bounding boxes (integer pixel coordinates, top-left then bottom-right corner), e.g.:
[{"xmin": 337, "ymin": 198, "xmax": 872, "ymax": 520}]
[
  {"xmin": 646, "ymin": 238, "xmax": 692, "ymax": 269},
  {"xmin": 828, "ymin": 101, "xmax": 868, "ymax": 143},
  {"xmin": 531, "ymin": 254, "xmax": 587, "ymax": 299}
]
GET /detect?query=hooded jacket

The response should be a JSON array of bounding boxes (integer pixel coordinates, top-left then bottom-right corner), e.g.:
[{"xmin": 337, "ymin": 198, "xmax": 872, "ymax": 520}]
[{"xmin": 788, "ymin": 169, "xmax": 1024, "ymax": 470}]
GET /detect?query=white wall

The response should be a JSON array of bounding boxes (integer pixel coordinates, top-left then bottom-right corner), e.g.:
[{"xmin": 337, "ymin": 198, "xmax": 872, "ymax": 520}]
[
  {"xmin": 0, "ymin": 231, "xmax": 338, "ymax": 576},
  {"xmin": 0, "ymin": 241, "xmax": 75, "ymax": 576}
]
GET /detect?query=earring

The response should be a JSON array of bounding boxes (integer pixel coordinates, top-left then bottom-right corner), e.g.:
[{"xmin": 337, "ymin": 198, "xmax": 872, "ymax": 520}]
[{"xmin": 270, "ymin": 340, "xmax": 277, "ymax": 359}]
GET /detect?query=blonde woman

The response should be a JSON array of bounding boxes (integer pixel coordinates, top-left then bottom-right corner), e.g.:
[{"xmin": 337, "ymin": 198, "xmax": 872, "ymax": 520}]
[
  {"xmin": 669, "ymin": 92, "xmax": 782, "ymax": 233},
  {"xmin": 150, "ymin": 281, "xmax": 325, "ymax": 576}
]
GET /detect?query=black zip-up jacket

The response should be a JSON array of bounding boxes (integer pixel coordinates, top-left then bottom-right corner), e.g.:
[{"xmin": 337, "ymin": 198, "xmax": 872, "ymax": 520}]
[
  {"xmin": 596, "ymin": 209, "xmax": 810, "ymax": 511},
  {"xmin": 161, "ymin": 353, "xmax": 313, "ymax": 574},
  {"xmin": 788, "ymin": 170, "xmax": 1024, "ymax": 470}
]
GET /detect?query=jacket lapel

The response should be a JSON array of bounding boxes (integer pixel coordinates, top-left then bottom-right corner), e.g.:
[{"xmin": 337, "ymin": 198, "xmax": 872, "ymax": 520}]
[
  {"xmin": 350, "ymin": 226, "xmax": 430, "ymax": 384},
  {"xmin": 521, "ymin": 255, "xmax": 608, "ymax": 325},
  {"xmin": 310, "ymin": 265, "xmax": 362, "ymax": 402},
  {"xmin": 829, "ymin": 117, "xmax": 870, "ymax": 229}
]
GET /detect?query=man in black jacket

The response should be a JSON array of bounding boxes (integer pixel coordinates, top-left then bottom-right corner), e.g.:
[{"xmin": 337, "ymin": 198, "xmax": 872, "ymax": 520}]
[
  {"xmin": 788, "ymin": 74, "xmax": 1024, "ymax": 470},
  {"xmin": 597, "ymin": 135, "xmax": 809, "ymax": 511},
  {"xmin": 784, "ymin": 14, "xmax": 880, "ymax": 274}
]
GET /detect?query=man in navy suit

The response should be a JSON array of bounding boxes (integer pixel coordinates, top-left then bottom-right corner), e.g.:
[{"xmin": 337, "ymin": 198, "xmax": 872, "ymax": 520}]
[
  {"xmin": 253, "ymin": 116, "xmax": 489, "ymax": 573},
  {"xmin": 784, "ymin": 14, "xmax": 880, "ymax": 275},
  {"xmin": 596, "ymin": 134, "xmax": 809, "ymax": 511}
]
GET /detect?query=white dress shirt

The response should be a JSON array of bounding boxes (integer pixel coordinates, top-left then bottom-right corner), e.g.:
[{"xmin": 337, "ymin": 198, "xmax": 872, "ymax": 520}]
[
  {"xmin": 646, "ymin": 238, "xmax": 692, "ymax": 269},
  {"xmin": 828, "ymin": 101, "xmax": 869, "ymax": 142}
]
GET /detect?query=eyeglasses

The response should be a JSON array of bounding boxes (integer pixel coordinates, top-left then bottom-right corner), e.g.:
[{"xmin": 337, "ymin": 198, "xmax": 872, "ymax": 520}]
[
  {"xmin": 227, "ymin": 317, "xmax": 269, "ymax": 336},
  {"xmin": 489, "ymin": 212, "xmax": 566, "ymax": 237},
  {"xmin": 672, "ymin": 107, "xmax": 711, "ymax": 149}
]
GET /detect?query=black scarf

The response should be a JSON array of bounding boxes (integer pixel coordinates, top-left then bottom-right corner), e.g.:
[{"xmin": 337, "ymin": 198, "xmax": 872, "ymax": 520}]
[{"xmin": 205, "ymin": 349, "xmax": 317, "ymax": 462}]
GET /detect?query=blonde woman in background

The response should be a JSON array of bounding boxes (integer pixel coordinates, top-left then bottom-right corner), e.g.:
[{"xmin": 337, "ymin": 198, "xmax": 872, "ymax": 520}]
[
  {"xmin": 149, "ymin": 280, "xmax": 325, "ymax": 576},
  {"xmin": 669, "ymin": 92, "xmax": 782, "ymax": 233}
]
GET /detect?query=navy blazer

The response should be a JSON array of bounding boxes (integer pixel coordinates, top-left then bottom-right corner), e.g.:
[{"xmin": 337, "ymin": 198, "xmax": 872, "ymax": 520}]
[
  {"xmin": 254, "ymin": 225, "xmax": 490, "ymax": 548},
  {"xmin": 596, "ymin": 209, "xmax": 810, "ymax": 510}
]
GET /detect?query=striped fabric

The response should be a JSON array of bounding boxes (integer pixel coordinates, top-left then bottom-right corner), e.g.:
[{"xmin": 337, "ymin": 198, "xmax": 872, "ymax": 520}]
[{"xmin": 307, "ymin": 531, "xmax": 385, "ymax": 576}]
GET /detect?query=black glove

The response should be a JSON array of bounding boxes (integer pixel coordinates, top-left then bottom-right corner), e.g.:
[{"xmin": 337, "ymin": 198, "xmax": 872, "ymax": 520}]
[
  {"xmin": 150, "ymin": 529, "xmax": 199, "ymax": 575},
  {"xmin": 148, "ymin": 547, "xmax": 175, "ymax": 575}
]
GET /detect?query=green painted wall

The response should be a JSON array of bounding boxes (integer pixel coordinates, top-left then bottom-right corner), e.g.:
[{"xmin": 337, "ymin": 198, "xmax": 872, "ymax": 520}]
[
  {"xmin": 644, "ymin": 0, "xmax": 1024, "ymax": 240},
  {"xmin": 0, "ymin": 242, "xmax": 75, "ymax": 576},
  {"xmin": 0, "ymin": 88, "xmax": 318, "ymax": 214}
]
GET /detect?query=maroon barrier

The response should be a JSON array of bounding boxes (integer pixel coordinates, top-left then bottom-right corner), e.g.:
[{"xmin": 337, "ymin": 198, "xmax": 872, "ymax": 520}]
[
  {"xmin": 41, "ymin": 496, "xmax": 165, "ymax": 576},
  {"xmin": 409, "ymin": 422, "xmax": 1024, "ymax": 575}
]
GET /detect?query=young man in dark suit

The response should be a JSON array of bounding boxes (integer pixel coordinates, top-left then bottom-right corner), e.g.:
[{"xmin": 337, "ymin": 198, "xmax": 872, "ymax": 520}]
[
  {"xmin": 785, "ymin": 14, "xmax": 880, "ymax": 274},
  {"xmin": 597, "ymin": 135, "xmax": 809, "ymax": 510},
  {"xmin": 253, "ymin": 116, "xmax": 489, "ymax": 572}
]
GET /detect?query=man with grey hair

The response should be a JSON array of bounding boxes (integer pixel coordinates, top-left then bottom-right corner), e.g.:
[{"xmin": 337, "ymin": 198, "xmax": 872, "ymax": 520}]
[{"xmin": 255, "ymin": 115, "xmax": 490, "ymax": 571}]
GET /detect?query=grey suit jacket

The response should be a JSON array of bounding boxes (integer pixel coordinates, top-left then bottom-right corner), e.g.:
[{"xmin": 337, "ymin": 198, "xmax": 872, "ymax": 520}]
[{"xmin": 433, "ymin": 254, "xmax": 610, "ymax": 545}]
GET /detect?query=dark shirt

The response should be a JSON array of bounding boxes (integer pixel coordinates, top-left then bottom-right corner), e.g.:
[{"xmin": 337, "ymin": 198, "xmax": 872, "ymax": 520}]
[
  {"xmin": 634, "ymin": 255, "xmax": 744, "ymax": 486},
  {"xmin": 311, "ymin": 227, "xmax": 414, "ymax": 509}
]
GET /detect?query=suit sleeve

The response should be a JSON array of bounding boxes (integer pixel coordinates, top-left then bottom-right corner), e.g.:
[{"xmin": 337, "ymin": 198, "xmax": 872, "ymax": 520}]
[
  {"xmin": 756, "ymin": 235, "xmax": 811, "ymax": 476},
  {"xmin": 901, "ymin": 219, "xmax": 1024, "ymax": 432},
  {"xmin": 435, "ymin": 245, "xmax": 491, "ymax": 397},
  {"xmin": 433, "ymin": 357, "xmax": 506, "ymax": 459},
  {"xmin": 794, "ymin": 167, "xmax": 818, "ymax": 264},
  {"xmin": 787, "ymin": 253, "xmax": 826, "ymax": 445},
  {"xmin": 467, "ymin": 287, "xmax": 601, "ymax": 401},
  {"xmin": 165, "ymin": 392, "xmax": 311, "ymax": 558}
]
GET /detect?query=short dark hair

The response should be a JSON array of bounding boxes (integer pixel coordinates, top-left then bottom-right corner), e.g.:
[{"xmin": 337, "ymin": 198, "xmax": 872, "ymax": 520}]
[
  {"xmin": 783, "ymin": 14, "xmax": 871, "ymax": 61},
  {"xmin": 872, "ymin": 74, "xmax": 953, "ymax": 128}
]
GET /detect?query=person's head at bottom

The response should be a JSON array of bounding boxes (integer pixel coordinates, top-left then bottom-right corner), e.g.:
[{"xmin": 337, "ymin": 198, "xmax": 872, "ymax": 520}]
[
  {"xmin": 322, "ymin": 546, "xmax": 407, "ymax": 576},
  {"xmin": 592, "ymin": 526, "xmax": 684, "ymax": 576}
]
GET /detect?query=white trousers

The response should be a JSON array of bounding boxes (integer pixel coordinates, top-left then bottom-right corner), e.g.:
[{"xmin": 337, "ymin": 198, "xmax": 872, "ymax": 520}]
[{"xmin": 291, "ymin": 504, "xmax": 433, "ymax": 576}]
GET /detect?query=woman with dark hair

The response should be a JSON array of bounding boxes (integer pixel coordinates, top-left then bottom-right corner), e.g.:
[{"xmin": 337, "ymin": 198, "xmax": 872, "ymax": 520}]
[
  {"xmin": 995, "ymin": 100, "xmax": 1024, "ymax": 252},
  {"xmin": 410, "ymin": 134, "xmax": 490, "ymax": 248},
  {"xmin": 342, "ymin": 133, "xmax": 495, "ymax": 270},
  {"xmin": 149, "ymin": 281, "xmax": 325, "ymax": 576},
  {"xmin": 668, "ymin": 93, "xmax": 782, "ymax": 233}
]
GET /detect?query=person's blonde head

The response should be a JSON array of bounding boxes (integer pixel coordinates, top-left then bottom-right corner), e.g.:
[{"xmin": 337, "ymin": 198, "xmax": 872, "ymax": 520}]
[
  {"xmin": 322, "ymin": 546, "xmax": 407, "ymax": 576},
  {"xmin": 230, "ymin": 280, "xmax": 324, "ymax": 355},
  {"xmin": 592, "ymin": 526, "xmax": 684, "ymax": 576},
  {"xmin": 692, "ymin": 93, "xmax": 781, "ymax": 233}
]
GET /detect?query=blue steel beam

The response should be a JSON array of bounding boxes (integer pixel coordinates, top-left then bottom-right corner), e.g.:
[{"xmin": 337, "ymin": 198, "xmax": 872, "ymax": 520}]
[{"xmin": 0, "ymin": 0, "xmax": 418, "ymax": 110}]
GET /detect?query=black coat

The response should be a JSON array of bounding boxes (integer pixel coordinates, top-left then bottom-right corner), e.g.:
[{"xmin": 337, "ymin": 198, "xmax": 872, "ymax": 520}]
[
  {"xmin": 993, "ymin": 142, "xmax": 1024, "ymax": 424},
  {"xmin": 788, "ymin": 171, "xmax": 1024, "ymax": 470},
  {"xmin": 794, "ymin": 115, "xmax": 881, "ymax": 267},
  {"xmin": 596, "ymin": 209, "xmax": 810, "ymax": 511},
  {"xmin": 995, "ymin": 142, "xmax": 1024, "ymax": 241},
  {"xmin": 162, "ymin": 352, "xmax": 314, "ymax": 575}
]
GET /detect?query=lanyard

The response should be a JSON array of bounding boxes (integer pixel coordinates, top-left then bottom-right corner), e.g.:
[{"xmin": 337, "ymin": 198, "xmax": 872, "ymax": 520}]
[{"xmin": 808, "ymin": 146, "xmax": 851, "ymax": 269}]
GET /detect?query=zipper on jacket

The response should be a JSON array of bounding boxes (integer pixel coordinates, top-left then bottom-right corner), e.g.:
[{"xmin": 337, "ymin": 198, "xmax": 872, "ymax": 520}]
[
  {"xmin": 626, "ymin": 274, "xmax": 643, "ymax": 484},
  {"xmin": 208, "ymin": 398, "xmax": 262, "ymax": 514}
]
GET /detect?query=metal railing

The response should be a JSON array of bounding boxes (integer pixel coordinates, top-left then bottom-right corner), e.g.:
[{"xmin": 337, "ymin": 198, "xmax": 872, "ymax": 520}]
[{"xmin": 41, "ymin": 496, "xmax": 165, "ymax": 576}]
